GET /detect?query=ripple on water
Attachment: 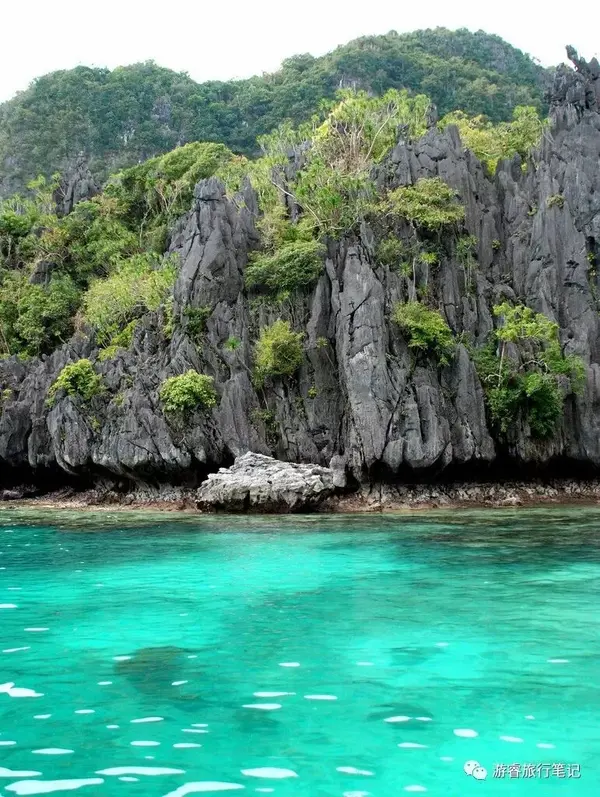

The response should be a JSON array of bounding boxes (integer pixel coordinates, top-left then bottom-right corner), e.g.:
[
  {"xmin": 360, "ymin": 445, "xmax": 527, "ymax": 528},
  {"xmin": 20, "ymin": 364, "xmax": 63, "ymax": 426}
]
[
  {"xmin": 242, "ymin": 769, "xmax": 298, "ymax": 779},
  {"xmin": 0, "ymin": 770, "xmax": 42, "ymax": 778},
  {"xmin": 97, "ymin": 767, "xmax": 184, "ymax": 776},
  {"xmin": 1, "ymin": 684, "xmax": 43, "ymax": 698},
  {"xmin": 131, "ymin": 717, "xmax": 164, "ymax": 724},
  {"xmin": 130, "ymin": 741, "xmax": 160, "ymax": 747},
  {"xmin": 32, "ymin": 749, "xmax": 74, "ymax": 756},
  {"xmin": 242, "ymin": 703, "xmax": 282, "ymax": 710},
  {"xmin": 278, "ymin": 662, "xmax": 300, "ymax": 667},
  {"xmin": 398, "ymin": 743, "xmax": 428, "ymax": 749},
  {"xmin": 3, "ymin": 648, "xmax": 30, "ymax": 654},
  {"xmin": 0, "ymin": 742, "xmax": 17, "ymax": 747},
  {"xmin": 163, "ymin": 784, "xmax": 245, "ymax": 796},
  {"xmin": 337, "ymin": 767, "xmax": 374, "ymax": 776},
  {"xmin": 304, "ymin": 694, "xmax": 337, "ymax": 701},
  {"xmin": 500, "ymin": 736, "xmax": 523, "ymax": 743},
  {"xmin": 5, "ymin": 779, "xmax": 104, "ymax": 794},
  {"xmin": 453, "ymin": 729, "xmax": 478, "ymax": 738}
]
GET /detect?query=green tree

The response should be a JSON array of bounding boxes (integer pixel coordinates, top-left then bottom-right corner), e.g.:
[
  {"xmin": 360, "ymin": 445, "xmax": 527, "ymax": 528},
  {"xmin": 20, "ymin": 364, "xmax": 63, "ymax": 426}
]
[
  {"xmin": 107, "ymin": 142, "xmax": 233, "ymax": 249},
  {"xmin": 246, "ymin": 240, "xmax": 325, "ymax": 297},
  {"xmin": 159, "ymin": 371, "xmax": 217, "ymax": 413},
  {"xmin": 288, "ymin": 89, "xmax": 430, "ymax": 235},
  {"xmin": 0, "ymin": 272, "xmax": 81, "ymax": 357},
  {"xmin": 82, "ymin": 253, "xmax": 177, "ymax": 344},
  {"xmin": 392, "ymin": 301, "xmax": 455, "ymax": 364},
  {"xmin": 47, "ymin": 359, "xmax": 103, "ymax": 405},
  {"xmin": 379, "ymin": 178, "xmax": 465, "ymax": 231},
  {"xmin": 474, "ymin": 302, "xmax": 585, "ymax": 438},
  {"xmin": 439, "ymin": 105, "xmax": 543, "ymax": 172},
  {"xmin": 254, "ymin": 319, "xmax": 304, "ymax": 384}
]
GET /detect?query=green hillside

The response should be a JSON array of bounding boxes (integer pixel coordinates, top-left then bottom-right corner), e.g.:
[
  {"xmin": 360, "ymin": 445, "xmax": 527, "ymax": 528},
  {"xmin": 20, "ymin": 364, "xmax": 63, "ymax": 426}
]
[{"xmin": 0, "ymin": 28, "xmax": 549, "ymax": 196}]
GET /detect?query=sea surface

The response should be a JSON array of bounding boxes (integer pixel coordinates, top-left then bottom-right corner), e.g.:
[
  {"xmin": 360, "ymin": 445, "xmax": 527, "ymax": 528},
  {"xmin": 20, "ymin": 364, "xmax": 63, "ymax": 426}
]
[{"xmin": 0, "ymin": 507, "xmax": 598, "ymax": 796}]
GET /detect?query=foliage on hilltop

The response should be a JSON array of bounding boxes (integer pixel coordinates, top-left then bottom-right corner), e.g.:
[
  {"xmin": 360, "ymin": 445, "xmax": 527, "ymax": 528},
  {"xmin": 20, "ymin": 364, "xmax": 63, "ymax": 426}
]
[{"xmin": 0, "ymin": 28, "xmax": 548, "ymax": 195}]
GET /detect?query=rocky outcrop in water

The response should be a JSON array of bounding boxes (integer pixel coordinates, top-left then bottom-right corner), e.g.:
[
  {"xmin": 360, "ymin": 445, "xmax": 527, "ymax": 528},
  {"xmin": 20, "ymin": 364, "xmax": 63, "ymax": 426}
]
[
  {"xmin": 1, "ymin": 50, "xmax": 600, "ymax": 503},
  {"xmin": 197, "ymin": 452, "xmax": 343, "ymax": 511}
]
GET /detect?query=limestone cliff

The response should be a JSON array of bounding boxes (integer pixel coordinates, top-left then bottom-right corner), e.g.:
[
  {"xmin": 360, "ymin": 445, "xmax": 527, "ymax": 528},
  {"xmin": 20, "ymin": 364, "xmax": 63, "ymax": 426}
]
[{"xmin": 1, "ymin": 52, "xmax": 600, "ymax": 496}]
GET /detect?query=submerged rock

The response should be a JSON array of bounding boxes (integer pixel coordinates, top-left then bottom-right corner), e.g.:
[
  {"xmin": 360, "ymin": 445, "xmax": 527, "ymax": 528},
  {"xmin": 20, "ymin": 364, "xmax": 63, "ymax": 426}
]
[
  {"xmin": 196, "ymin": 452, "xmax": 338, "ymax": 512},
  {"xmin": 114, "ymin": 646, "xmax": 195, "ymax": 697}
]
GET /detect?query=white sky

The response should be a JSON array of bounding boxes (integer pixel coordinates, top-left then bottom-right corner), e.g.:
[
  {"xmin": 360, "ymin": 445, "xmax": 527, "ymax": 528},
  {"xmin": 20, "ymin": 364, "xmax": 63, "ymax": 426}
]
[{"xmin": 1, "ymin": 0, "xmax": 598, "ymax": 103}]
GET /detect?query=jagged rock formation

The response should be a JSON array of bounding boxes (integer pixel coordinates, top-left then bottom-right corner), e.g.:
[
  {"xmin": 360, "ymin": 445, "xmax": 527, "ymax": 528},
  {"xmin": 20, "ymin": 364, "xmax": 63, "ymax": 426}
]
[
  {"xmin": 1, "ymin": 51, "xmax": 600, "ymax": 500},
  {"xmin": 53, "ymin": 156, "xmax": 99, "ymax": 217},
  {"xmin": 197, "ymin": 452, "xmax": 341, "ymax": 511}
]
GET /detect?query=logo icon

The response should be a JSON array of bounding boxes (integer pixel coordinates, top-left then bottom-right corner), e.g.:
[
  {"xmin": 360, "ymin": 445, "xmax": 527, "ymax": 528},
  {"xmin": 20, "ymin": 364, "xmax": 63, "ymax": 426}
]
[{"xmin": 464, "ymin": 760, "xmax": 488, "ymax": 781}]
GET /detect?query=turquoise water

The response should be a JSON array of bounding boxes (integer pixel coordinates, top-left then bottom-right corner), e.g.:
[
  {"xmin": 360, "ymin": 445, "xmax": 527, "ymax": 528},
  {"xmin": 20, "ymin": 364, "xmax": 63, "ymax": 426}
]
[{"xmin": 0, "ymin": 507, "xmax": 599, "ymax": 796}]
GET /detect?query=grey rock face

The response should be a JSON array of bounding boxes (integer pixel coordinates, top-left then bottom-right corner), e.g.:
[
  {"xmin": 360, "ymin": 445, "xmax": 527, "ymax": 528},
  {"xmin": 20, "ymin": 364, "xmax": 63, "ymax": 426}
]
[
  {"xmin": 2, "ymin": 51, "xmax": 600, "ymax": 497},
  {"xmin": 53, "ymin": 156, "xmax": 99, "ymax": 217},
  {"xmin": 197, "ymin": 452, "xmax": 338, "ymax": 511}
]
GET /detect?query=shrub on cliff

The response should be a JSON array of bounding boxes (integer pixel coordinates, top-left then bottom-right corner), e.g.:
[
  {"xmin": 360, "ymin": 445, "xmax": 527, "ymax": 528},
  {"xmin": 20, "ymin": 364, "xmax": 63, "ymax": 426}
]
[
  {"xmin": 475, "ymin": 303, "xmax": 586, "ymax": 439},
  {"xmin": 0, "ymin": 272, "xmax": 81, "ymax": 358},
  {"xmin": 56, "ymin": 195, "xmax": 139, "ymax": 280},
  {"xmin": 439, "ymin": 105, "xmax": 543, "ymax": 172},
  {"xmin": 159, "ymin": 371, "xmax": 217, "ymax": 413},
  {"xmin": 98, "ymin": 320, "xmax": 139, "ymax": 361},
  {"xmin": 106, "ymin": 142, "xmax": 233, "ymax": 245},
  {"xmin": 82, "ymin": 253, "xmax": 177, "ymax": 345},
  {"xmin": 182, "ymin": 305, "xmax": 212, "ymax": 344},
  {"xmin": 379, "ymin": 178, "xmax": 465, "ymax": 231},
  {"xmin": 47, "ymin": 359, "xmax": 103, "ymax": 406},
  {"xmin": 252, "ymin": 89, "xmax": 431, "ymax": 238},
  {"xmin": 254, "ymin": 320, "xmax": 304, "ymax": 384},
  {"xmin": 375, "ymin": 236, "xmax": 407, "ymax": 269},
  {"xmin": 246, "ymin": 240, "xmax": 325, "ymax": 297},
  {"xmin": 392, "ymin": 301, "xmax": 455, "ymax": 364}
]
